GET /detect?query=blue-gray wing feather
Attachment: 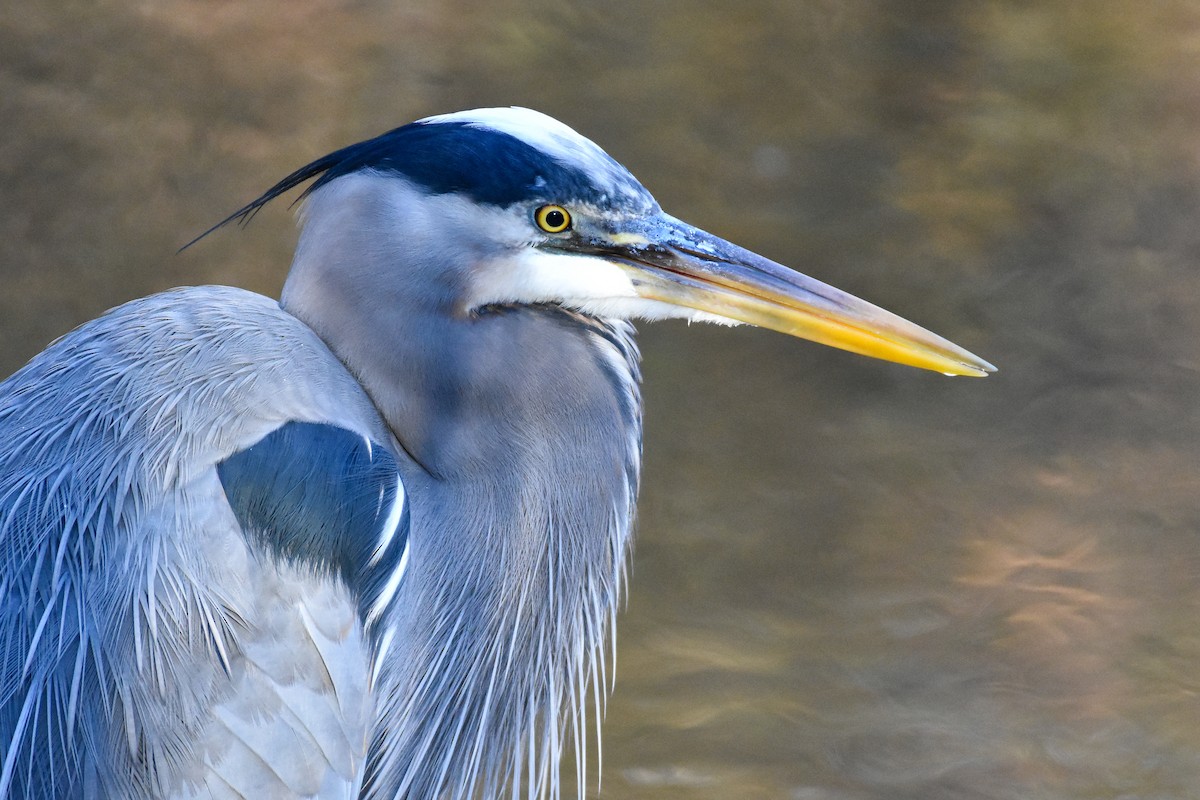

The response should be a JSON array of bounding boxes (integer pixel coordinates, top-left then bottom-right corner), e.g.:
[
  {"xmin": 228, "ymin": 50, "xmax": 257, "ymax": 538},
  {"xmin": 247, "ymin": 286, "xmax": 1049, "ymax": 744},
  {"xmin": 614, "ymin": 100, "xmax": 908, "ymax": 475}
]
[
  {"xmin": 0, "ymin": 287, "xmax": 403, "ymax": 798},
  {"xmin": 217, "ymin": 421, "xmax": 409, "ymax": 629}
]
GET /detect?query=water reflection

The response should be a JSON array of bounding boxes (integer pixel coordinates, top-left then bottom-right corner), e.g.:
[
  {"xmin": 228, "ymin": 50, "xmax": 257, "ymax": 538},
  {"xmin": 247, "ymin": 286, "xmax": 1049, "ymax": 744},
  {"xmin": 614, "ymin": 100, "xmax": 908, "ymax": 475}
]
[{"xmin": 4, "ymin": 1, "xmax": 1200, "ymax": 797}]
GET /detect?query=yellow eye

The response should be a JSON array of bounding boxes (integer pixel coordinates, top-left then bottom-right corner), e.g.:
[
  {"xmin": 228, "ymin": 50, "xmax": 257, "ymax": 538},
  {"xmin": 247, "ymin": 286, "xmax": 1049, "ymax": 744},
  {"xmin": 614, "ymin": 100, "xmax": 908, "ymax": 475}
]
[{"xmin": 534, "ymin": 205, "xmax": 572, "ymax": 233}]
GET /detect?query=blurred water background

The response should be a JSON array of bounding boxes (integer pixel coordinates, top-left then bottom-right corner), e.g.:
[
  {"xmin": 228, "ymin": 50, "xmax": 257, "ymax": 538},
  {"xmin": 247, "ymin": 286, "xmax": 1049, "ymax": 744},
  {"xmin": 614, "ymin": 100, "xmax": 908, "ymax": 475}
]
[{"xmin": 3, "ymin": 2, "xmax": 1200, "ymax": 798}]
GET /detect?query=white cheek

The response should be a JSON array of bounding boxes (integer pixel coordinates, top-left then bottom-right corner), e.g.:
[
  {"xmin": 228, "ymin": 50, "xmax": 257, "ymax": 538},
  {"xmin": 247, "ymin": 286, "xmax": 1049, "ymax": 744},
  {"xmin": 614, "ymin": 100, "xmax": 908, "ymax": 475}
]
[
  {"xmin": 467, "ymin": 249, "xmax": 639, "ymax": 307},
  {"xmin": 466, "ymin": 248, "xmax": 746, "ymax": 326}
]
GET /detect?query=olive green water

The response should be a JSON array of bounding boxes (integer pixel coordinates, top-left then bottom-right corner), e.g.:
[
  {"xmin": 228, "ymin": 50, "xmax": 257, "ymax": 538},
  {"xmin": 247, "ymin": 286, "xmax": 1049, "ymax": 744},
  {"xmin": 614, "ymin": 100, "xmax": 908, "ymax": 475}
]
[{"xmin": 4, "ymin": 2, "xmax": 1200, "ymax": 798}]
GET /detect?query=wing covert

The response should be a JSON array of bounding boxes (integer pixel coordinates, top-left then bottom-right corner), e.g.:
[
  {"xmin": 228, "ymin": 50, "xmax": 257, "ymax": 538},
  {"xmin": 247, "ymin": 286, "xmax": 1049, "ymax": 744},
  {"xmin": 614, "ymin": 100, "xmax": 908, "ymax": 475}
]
[{"xmin": 217, "ymin": 421, "xmax": 410, "ymax": 631}]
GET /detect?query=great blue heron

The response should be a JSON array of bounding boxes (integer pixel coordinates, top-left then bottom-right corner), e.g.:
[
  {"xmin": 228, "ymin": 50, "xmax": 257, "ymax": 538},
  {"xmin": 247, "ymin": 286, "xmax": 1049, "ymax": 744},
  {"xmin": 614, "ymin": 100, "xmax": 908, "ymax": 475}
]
[{"xmin": 0, "ymin": 107, "xmax": 993, "ymax": 799}]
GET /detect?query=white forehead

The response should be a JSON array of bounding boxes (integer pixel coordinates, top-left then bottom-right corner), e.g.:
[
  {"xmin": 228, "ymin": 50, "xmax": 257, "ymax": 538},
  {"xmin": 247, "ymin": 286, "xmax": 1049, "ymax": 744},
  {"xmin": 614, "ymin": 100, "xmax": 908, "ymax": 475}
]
[
  {"xmin": 419, "ymin": 107, "xmax": 650, "ymax": 207},
  {"xmin": 421, "ymin": 107, "xmax": 604, "ymax": 163}
]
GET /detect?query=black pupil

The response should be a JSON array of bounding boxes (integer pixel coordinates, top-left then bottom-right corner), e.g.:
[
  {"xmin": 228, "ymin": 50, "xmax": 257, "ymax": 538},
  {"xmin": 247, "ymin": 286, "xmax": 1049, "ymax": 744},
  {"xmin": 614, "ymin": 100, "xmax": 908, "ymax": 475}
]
[{"xmin": 544, "ymin": 209, "xmax": 565, "ymax": 229}]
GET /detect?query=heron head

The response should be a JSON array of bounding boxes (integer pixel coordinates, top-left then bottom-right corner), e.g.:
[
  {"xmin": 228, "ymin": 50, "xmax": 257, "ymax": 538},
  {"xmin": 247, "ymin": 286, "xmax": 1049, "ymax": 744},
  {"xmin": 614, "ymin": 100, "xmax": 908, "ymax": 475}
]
[{"xmin": 212, "ymin": 107, "xmax": 994, "ymax": 377}]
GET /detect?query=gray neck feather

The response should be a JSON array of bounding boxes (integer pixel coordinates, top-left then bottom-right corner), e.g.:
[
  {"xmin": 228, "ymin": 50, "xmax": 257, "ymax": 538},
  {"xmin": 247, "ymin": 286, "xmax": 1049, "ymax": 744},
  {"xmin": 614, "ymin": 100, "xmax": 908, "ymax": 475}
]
[{"xmin": 281, "ymin": 174, "xmax": 642, "ymax": 799}]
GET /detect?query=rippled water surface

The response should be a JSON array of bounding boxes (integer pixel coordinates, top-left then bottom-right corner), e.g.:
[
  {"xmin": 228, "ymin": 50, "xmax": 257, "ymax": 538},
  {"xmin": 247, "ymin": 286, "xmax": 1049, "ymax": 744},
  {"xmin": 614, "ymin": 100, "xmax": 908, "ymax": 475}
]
[{"xmin": 4, "ymin": 2, "xmax": 1200, "ymax": 797}]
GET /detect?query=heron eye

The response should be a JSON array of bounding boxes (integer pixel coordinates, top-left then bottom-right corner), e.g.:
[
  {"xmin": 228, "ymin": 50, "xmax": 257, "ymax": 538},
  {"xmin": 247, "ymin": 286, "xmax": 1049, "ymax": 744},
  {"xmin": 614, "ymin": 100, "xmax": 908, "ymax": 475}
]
[{"xmin": 534, "ymin": 205, "xmax": 572, "ymax": 233}]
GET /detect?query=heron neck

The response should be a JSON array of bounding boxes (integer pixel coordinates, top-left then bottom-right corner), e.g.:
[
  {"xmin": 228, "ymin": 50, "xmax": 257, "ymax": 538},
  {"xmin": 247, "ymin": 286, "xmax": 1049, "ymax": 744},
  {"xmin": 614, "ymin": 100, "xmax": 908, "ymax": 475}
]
[
  {"xmin": 279, "ymin": 177, "xmax": 642, "ymax": 798},
  {"xmin": 372, "ymin": 311, "xmax": 640, "ymax": 798}
]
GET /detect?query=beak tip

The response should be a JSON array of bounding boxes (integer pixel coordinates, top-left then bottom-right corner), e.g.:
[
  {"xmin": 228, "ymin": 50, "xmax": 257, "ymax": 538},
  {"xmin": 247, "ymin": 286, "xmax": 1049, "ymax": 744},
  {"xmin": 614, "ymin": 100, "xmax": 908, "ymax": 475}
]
[{"xmin": 949, "ymin": 355, "xmax": 997, "ymax": 378}]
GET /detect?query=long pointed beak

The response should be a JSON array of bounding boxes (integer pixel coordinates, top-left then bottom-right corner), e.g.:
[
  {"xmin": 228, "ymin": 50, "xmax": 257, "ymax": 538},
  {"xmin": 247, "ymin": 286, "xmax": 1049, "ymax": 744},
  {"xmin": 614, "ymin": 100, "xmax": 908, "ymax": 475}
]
[{"xmin": 600, "ymin": 215, "xmax": 995, "ymax": 377}]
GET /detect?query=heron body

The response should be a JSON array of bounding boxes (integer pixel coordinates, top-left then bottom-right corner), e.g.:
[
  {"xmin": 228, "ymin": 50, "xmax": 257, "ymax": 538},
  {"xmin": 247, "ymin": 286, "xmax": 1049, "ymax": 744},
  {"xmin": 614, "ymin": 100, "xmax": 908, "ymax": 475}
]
[{"xmin": 0, "ymin": 108, "xmax": 992, "ymax": 799}]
